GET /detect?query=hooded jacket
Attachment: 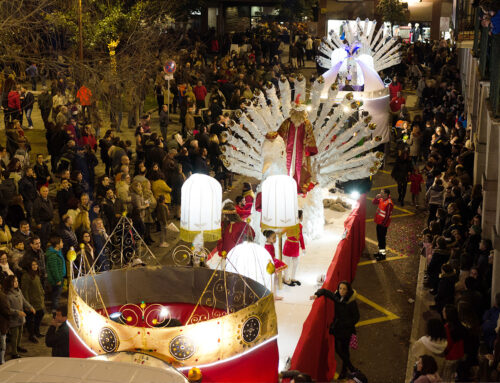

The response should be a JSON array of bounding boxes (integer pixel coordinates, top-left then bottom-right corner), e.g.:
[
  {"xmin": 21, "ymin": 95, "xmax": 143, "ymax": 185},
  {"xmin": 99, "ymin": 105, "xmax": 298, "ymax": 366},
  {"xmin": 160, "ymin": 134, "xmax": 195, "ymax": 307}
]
[
  {"xmin": 412, "ymin": 335, "xmax": 447, "ymax": 371},
  {"xmin": 426, "ymin": 184, "xmax": 444, "ymax": 206}
]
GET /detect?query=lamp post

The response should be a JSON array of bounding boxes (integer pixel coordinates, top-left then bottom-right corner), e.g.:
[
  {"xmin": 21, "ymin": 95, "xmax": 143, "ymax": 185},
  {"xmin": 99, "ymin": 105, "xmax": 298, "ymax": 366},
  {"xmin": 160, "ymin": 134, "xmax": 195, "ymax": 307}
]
[{"xmin": 261, "ymin": 175, "xmax": 299, "ymax": 288}]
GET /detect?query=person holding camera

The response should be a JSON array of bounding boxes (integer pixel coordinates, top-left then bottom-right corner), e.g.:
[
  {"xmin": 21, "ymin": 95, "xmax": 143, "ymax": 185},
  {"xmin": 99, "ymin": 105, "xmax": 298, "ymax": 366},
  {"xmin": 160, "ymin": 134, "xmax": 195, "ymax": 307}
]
[{"xmin": 45, "ymin": 305, "xmax": 69, "ymax": 357}]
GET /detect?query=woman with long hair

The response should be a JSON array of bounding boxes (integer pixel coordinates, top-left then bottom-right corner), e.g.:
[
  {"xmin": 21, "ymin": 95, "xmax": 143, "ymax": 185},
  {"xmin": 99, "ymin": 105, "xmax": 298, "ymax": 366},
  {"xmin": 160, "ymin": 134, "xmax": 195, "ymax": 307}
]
[
  {"xmin": 0, "ymin": 251, "xmax": 14, "ymax": 286},
  {"xmin": 441, "ymin": 304, "xmax": 465, "ymax": 380},
  {"xmin": 314, "ymin": 281, "xmax": 360, "ymax": 378},
  {"xmin": 77, "ymin": 231, "xmax": 96, "ymax": 274},
  {"xmin": 411, "ymin": 355, "xmax": 442, "ymax": 383},
  {"xmin": 5, "ymin": 195, "xmax": 26, "ymax": 230},
  {"xmin": 91, "ymin": 219, "xmax": 109, "ymax": 272},
  {"xmin": 3, "ymin": 275, "xmax": 34, "ymax": 358},
  {"xmin": 0, "ymin": 216, "xmax": 12, "ymax": 252},
  {"xmin": 21, "ymin": 260, "xmax": 45, "ymax": 343}
]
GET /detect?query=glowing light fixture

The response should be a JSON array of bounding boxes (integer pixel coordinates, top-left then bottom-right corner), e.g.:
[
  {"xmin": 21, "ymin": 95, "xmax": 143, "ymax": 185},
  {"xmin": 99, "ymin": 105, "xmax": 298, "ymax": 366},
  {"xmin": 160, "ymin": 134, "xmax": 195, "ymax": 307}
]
[{"xmin": 180, "ymin": 174, "xmax": 222, "ymax": 242}]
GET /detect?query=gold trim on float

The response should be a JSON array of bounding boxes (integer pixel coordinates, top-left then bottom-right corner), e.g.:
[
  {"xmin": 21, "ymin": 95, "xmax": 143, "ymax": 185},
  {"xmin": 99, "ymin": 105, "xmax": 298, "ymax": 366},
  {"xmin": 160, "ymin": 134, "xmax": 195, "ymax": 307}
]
[
  {"xmin": 260, "ymin": 222, "xmax": 300, "ymax": 237},
  {"xmin": 179, "ymin": 228, "xmax": 221, "ymax": 243},
  {"xmin": 68, "ymin": 284, "xmax": 277, "ymax": 368}
]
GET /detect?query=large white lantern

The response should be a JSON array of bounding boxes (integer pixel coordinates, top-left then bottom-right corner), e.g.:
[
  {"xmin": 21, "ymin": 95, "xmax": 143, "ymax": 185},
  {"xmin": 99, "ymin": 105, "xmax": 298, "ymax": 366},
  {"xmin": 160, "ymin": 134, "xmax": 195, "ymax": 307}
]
[
  {"xmin": 225, "ymin": 242, "xmax": 274, "ymax": 290},
  {"xmin": 180, "ymin": 174, "xmax": 222, "ymax": 242},
  {"xmin": 261, "ymin": 175, "xmax": 299, "ymax": 234}
]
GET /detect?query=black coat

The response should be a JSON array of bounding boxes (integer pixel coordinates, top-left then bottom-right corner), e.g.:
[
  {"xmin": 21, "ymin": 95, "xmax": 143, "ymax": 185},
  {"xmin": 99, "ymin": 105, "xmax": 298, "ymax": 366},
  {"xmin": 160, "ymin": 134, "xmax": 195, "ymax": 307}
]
[
  {"xmin": 435, "ymin": 272, "xmax": 457, "ymax": 310},
  {"xmin": 427, "ymin": 248, "xmax": 450, "ymax": 290},
  {"xmin": 316, "ymin": 288, "xmax": 360, "ymax": 339},
  {"xmin": 18, "ymin": 175, "xmax": 38, "ymax": 204},
  {"xmin": 45, "ymin": 322, "xmax": 69, "ymax": 357},
  {"xmin": 391, "ymin": 157, "xmax": 413, "ymax": 183}
]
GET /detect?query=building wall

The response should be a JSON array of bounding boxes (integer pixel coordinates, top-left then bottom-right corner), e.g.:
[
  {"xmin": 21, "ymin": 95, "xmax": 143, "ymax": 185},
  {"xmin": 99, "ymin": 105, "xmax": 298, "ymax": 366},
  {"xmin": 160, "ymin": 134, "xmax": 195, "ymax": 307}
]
[{"xmin": 459, "ymin": 47, "xmax": 500, "ymax": 306}]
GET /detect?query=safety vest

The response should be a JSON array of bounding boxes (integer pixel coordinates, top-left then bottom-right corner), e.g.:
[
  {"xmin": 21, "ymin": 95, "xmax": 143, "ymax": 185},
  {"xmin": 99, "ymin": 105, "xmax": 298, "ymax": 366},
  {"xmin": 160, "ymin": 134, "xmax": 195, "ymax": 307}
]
[{"xmin": 374, "ymin": 198, "xmax": 393, "ymax": 226}]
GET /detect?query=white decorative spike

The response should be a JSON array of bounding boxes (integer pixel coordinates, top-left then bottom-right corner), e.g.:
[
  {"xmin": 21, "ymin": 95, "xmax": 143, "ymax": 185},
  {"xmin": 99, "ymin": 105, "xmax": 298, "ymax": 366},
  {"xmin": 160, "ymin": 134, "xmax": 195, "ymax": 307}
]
[
  {"xmin": 246, "ymin": 106, "xmax": 271, "ymax": 135},
  {"xmin": 370, "ymin": 25, "xmax": 384, "ymax": 50},
  {"xmin": 309, "ymin": 78, "xmax": 326, "ymax": 123},
  {"xmin": 294, "ymin": 77, "xmax": 306, "ymax": 103},
  {"xmin": 240, "ymin": 113, "xmax": 265, "ymax": 146}
]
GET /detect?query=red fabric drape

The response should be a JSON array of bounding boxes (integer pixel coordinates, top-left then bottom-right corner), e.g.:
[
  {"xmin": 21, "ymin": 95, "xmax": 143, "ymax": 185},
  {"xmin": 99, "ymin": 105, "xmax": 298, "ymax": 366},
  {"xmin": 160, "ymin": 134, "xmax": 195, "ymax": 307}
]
[{"xmin": 289, "ymin": 195, "xmax": 366, "ymax": 381}]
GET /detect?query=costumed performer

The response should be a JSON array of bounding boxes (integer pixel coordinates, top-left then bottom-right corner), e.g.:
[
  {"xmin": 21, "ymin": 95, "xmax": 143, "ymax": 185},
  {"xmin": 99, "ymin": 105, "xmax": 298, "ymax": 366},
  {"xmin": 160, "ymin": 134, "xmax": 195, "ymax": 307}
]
[
  {"xmin": 263, "ymin": 230, "xmax": 287, "ymax": 301},
  {"xmin": 235, "ymin": 196, "xmax": 252, "ymax": 220},
  {"xmin": 242, "ymin": 182, "xmax": 255, "ymax": 208},
  {"xmin": 283, "ymin": 210, "xmax": 305, "ymax": 286},
  {"xmin": 217, "ymin": 201, "xmax": 255, "ymax": 258},
  {"xmin": 277, "ymin": 95, "xmax": 318, "ymax": 192}
]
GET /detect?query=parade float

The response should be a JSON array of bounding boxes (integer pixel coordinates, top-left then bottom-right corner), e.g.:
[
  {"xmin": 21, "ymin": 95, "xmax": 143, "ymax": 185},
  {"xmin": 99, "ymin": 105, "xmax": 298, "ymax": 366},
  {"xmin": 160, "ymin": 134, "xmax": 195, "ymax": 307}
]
[
  {"xmin": 67, "ymin": 19, "xmax": 400, "ymax": 383},
  {"xmin": 68, "ymin": 175, "xmax": 279, "ymax": 383}
]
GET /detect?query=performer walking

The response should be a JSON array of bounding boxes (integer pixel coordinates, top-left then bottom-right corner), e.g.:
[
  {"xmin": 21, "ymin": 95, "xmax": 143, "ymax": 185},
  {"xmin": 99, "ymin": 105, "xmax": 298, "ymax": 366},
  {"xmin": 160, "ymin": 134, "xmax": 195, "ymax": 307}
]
[{"xmin": 373, "ymin": 189, "xmax": 393, "ymax": 261}]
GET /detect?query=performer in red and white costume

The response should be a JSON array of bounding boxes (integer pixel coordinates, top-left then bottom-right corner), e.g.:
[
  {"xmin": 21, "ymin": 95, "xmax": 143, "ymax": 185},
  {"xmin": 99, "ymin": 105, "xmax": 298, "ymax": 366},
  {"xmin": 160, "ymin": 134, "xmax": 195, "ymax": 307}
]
[
  {"xmin": 372, "ymin": 189, "xmax": 393, "ymax": 261},
  {"xmin": 277, "ymin": 96, "xmax": 318, "ymax": 192},
  {"xmin": 283, "ymin": 210, "xmax": 305, "ymax": 286},
  {"xmin": 217, "ymin": 201, "xmax": 255, "ymax": 257}
]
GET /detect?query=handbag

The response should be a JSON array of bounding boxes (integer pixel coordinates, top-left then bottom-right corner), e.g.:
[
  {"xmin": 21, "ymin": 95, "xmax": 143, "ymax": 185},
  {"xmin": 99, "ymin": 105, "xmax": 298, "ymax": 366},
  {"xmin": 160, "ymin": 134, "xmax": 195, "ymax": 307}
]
[{"xmin": 349, "ymin": 333, "xmax": 358, "ymax": 350}]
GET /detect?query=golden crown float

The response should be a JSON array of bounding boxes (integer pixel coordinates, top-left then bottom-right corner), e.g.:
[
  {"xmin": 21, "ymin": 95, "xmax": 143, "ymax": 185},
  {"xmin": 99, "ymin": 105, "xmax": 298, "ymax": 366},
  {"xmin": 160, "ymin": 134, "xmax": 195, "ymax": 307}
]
[{"xmin": 68, "ymin": 188, "xmax": 279, "ymax": 383}]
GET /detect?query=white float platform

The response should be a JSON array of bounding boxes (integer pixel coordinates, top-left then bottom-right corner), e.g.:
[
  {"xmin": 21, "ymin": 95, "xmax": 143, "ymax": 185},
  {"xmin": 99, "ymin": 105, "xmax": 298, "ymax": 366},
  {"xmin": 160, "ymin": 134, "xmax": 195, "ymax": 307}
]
[{"xmin": 274, "ymin": 197, "xmax": 354, "ymax": 370}]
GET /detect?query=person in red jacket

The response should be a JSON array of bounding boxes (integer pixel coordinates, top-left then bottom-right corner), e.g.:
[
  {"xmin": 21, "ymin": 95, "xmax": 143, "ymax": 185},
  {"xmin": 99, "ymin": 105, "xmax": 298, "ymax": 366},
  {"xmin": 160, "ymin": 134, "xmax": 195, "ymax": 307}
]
[
  {"xmin": 283, "ymin": 210, "xmax": 305, "ymax": 286},
  {"xmin": 7, "ymin": 86, "xmax": 22, "ymax": 123},
  {"xmin": 193, "ymin": 80, "xmax": 207, "ymax": 111},
  {"xmin": 389, "ymin": 76, "xmax": 402, "ymax": 99},
  {"xmin": 373, "ymin": 189, "xmax": 394, "ymax": 261}
]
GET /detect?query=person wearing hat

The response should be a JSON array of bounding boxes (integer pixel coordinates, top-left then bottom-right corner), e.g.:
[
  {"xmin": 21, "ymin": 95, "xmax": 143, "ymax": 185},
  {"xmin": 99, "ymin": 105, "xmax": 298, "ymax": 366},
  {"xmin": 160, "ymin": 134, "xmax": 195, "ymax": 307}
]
[{"xmin": 277, "ymin": 96, "xmax": 318, "ymax": 192}]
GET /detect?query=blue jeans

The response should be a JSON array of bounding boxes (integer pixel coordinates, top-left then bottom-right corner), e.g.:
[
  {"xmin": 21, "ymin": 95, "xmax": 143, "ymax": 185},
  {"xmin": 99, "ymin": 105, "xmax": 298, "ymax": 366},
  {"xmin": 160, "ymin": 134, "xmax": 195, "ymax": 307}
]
[
  {"xmin": 25, "ymin": 107, "xmax": 33, "ymax": 127},
  {"xmin": 31, "ymin": 77, "xmax": 37, "ymax": 91},
  {"xmin": 51, "ymin": 283, "xmax": 62, "ymax": 312}
]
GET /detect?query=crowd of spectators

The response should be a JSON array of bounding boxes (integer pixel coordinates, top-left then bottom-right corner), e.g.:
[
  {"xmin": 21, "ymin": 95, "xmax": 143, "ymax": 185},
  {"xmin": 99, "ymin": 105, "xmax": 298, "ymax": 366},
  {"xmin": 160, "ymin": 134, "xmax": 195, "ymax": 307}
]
[
  {"xmin": 0, "ymin": 22, "xmax": 325, "ymax": 364},
  {"xmin": 389, "ymin": 42, "xmax": 500, "ymax": 382},
  {"xmin": 0, "ymin": 20, "xmax": 498, "ymax": 381}
]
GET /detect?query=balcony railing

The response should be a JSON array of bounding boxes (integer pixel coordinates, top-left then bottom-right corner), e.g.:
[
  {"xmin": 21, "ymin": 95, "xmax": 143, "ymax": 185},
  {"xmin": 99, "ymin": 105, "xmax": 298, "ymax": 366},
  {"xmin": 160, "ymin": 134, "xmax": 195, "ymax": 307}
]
[{"xmin": 473, "ymin": 7, "xmax": 500, "ymax": 117}]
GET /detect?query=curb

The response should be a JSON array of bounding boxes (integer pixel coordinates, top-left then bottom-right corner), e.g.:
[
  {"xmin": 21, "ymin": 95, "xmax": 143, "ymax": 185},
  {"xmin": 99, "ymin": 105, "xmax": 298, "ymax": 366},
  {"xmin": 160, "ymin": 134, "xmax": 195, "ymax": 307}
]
[{"xmin": 404, "ymin": 253, "xmax": 431, "ymax": 382}]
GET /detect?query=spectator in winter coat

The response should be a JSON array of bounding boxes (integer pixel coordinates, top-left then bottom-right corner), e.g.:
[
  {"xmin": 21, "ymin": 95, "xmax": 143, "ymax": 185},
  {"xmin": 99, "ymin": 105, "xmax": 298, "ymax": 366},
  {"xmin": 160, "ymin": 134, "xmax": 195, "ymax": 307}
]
[
  {"xmin": 412, "ymin": 318, "xmax": 448, "ymax": 372},
  {"xmin": 45, "ymin": 305, "xmax": 69, "ymax": 357},
  {"xmin": 7, "ymin": 86, "xmax": 21, "ymax": 122},
  {"xmin": 58, "ymin": 214, "xmax": 78, "ymax": 257},
  {"xmin": 21, "ymin": 260, "xmax": 45, "ymax": 343},
  {"xmin": 20, "ymin": 88, "xmax": 35, "ymax": 129},
  {"xmin": 0, "ymin": 282, "xmax": 14, "ymax": 364},
  {"xmin": 159, "ymin": 104, "xmax": 169, "ymax": 141},
  {"xmin": 193, "ymin": 80, "xmax": 208, "ymax": 110},
  {"xmin": 315, "ymin": 281, "xmax": 360, "ymax": 379},
  {"xmin": 391, "ymin": 151, "xmax": 413, "ymax": 206},
  {"xmin": 426, "ymin": 179, "xmax": 444, "ymax": 226},
  {"xmin": 18, "ymin": 167, "xmax": 37, "ymax": 221},
  {"xmin": 4, "ymin": 275, "xmax": 35, "ymax": 359},
  {"xmin": 482, "ymin": 293, "xmax": 500, "ymax": 352},
  {"xmin": 431, "ymin": 263, "xmax": 456, "ymax": 312},
  {"xmin": 37, "ymin": 87, "xmax": 53, "ymax": 129},
  {"xmin": 427, "ymin": 237, "xmax": 450, "ymax": 292},
  {"xmin": 411, "ymin": 355, "xmax": 442, "ymax": 383},
  {"xmin": 45, "ymin": 235, "xmax": 66, "ymax": 312}
]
